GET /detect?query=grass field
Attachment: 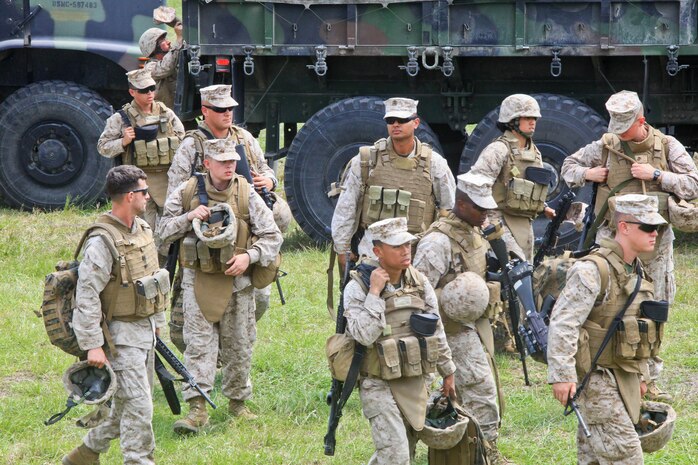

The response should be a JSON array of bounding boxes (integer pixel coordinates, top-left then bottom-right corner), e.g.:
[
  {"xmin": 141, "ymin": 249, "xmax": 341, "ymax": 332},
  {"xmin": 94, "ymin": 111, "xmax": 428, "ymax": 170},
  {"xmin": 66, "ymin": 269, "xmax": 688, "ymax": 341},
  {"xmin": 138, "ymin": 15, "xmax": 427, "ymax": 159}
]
[{"xmin": 0, "ymin": 205, "xmax": 697, "ymax": 465}]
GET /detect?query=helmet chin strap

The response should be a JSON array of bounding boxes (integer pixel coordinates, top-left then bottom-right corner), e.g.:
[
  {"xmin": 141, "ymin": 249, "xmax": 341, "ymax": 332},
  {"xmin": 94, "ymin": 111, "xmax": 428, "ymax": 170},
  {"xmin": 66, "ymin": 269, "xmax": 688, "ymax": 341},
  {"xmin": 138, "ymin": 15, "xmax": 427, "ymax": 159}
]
[{"xmin": 508, "ymin": 118, "xmax": 534, "ymax": 139}]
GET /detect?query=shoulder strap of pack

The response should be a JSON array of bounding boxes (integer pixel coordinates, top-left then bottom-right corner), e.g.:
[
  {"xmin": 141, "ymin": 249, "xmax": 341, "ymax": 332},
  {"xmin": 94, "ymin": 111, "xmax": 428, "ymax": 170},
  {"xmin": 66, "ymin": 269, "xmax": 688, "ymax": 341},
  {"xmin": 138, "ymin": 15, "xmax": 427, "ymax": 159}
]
[
  {"xmin": 578, "ymin": 253, "xmax": 610, "ymax": 300},
  {"xmin": 237, "ymin": 176, "xmax": 251, "ymax": 221},
  {"xmin": 601, "ymin": 133, "xmax": 619, "ymax": 167},
  {"xmin": 181, "ymin": 177, "xmax": 199, "ymax": 210},
  {"xmin": 405, "ymin": 265, "xmax": 425, "ymax": 295},
  {"xmin": 185, "ymin": 128, "xmax": 213, "ymax": 176},
  {"xmin": 417, "ymin": 140, "xmax": 433, "ymax": 180},
  {"xmin": 358, "ymin": 145, "xmax": 375, "ymax": 187}
]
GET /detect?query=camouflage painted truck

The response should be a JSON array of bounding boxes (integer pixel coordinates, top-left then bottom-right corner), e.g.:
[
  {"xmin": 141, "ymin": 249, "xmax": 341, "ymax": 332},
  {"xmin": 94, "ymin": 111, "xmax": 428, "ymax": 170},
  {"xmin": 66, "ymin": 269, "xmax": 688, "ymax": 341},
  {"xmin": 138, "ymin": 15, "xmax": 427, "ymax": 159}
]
[
  {"xmin": 0, "ymin": 0, "xmax": 164, "ymax": 209},
  {"xmin": 175, "ymin": 0, "xmax": 698, "ymax": 246}
]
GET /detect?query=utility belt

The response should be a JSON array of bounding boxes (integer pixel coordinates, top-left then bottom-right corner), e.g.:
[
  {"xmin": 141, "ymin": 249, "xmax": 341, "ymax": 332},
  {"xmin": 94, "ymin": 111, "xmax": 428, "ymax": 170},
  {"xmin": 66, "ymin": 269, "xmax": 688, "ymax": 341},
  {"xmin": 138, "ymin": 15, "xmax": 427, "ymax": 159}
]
[
  {"xmin": 179, "ymin": 234, "xmax": 247, "ymax": 274},
  {"xmin": 501, "ymin": 177, "xmax": 548, "ymax": 218},
  {"xmin": 576, "ymin": 300, "xmax": 668, "ymax": 375},
  {"xmin": 132, "ymin": 136, "xmax": 180, "ymax": 168}
]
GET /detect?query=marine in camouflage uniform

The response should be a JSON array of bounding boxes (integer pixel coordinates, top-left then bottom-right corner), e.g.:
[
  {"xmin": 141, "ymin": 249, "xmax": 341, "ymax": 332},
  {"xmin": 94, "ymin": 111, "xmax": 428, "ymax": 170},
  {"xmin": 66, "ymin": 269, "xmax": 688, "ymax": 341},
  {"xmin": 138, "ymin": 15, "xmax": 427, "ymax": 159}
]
[
  {"xmin": 167, "ymin": 84, "xmax": 289, "ymax": 321},
  {"xmin": 548, "ymin": 194, "xmax": 668, "ymax": 465},
  {"xmin": 413, "ymin": 172, "xmax": 514, "ymax": 465},
  {"xmin": 139, "ymin": 13, "xmax": 184, "ymax": 111},
  {"xmin": 331, "ymin": 97, "xmax": 455, "ymax": 268},
  {"xmin": 97, "ymin": 69, "xmax": 184, "ymax": 252},
  {"xmin": 344, "ymin": 217, "xmax": 456, "ymax": 465},
  {"xmin": 63, "ymin": 166, "xmax": 168, "ymax": 465},
  {"xmin": 158, "ymin": 138, "xmax": 282, "ymax": 434},
  {"xmin": 561, "ymin": 90, "xmax": 698, "ymax": 401}
]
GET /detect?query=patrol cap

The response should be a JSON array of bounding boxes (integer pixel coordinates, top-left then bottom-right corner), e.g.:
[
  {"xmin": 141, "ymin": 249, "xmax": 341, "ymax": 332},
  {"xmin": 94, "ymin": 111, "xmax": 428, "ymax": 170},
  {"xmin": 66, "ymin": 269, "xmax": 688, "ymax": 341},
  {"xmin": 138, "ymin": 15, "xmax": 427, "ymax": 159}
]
[
  {"xmin": 126, "ymin": 69, "xmax": 156, "ymax": 90},
  {"xmin": 203, "ymin": 138, "xmax": 240, "ymax": 162},
  {"xmin": 615, "ymin": 194, "xmax": 667, "ymax": 225},
  {"xmin": 605, "ymin": 90, "xmax": 643, "ymax": 134},
  {"xmin": 153, "ymin": 6, "xmax": 177, "ymax": 25},
  {"xmin": 368, "ymin": 217, "xmax": 417, "ymax": 246},
  {"xmin": 384, "ymin": 97, "xmax": 418, "ymax": 119},
  {"xmin": 457, "ymin": 172, "xmax": 497, "ymax": 209},
  {"xmin": 200, "ymin": 84, "xmax": 238, "ymax": 109}
]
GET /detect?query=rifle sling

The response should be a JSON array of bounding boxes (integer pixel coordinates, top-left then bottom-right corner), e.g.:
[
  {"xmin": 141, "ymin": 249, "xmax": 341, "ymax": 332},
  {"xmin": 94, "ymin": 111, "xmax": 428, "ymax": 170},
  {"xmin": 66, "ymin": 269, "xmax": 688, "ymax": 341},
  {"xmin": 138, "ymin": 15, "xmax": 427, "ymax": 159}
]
[
  {"xmin": 337, "ymin": 344, "xmax": 366, "ymax": 410},
  {"xmin": 582, "ymin": 177, "xmax": 634, "ymax": 249}
]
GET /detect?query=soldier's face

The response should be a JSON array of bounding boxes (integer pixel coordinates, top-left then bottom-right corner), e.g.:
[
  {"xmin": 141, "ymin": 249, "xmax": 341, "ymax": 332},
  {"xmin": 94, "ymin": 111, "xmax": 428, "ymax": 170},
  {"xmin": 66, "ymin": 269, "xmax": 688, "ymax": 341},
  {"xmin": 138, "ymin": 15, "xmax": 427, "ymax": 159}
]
[
  {"xmin": 129, "ymin": 180, "xmax": 149, "ymax": 215},
  {"xmin": 374, "ymin": 242, "xmax": 412, "ymax": 271},
  {"xmin": 618, "ymin": 117, "xmax": 647, "ymax": 142},
  {"xmin": 204, "ymin": 158, "xmax": 236, "ymax": 184},
  {"xmin": 129, "ymin": 88, "xmax": 154, "ymax": 109},
  {"xmin": 620, "ymin": 220, "xmax": 659, "ymax": 253},
  {"xmin": 518, "ymin": 117, "xmax": 537, "ymax": 134},
  {"xmin": 386, "ymin": 116, "xmax": 419, "ymax": 143},
  {"xmin": 456, "ymin": 197, "xmax": 488, "ymax": 227},
  {"xmin": 202, "ymin": 103, "xmax": 233, "ymax": 131}
]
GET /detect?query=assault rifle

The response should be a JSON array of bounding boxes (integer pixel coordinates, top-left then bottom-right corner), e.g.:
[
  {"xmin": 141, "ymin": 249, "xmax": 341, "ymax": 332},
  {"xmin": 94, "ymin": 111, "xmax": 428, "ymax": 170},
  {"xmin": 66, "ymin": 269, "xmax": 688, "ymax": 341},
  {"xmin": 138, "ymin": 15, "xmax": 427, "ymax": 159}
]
[
  {"xmin": 324, "ymin": 254, "xmax": 365, "ymax": 456},
  {"xmin": 484, "ymin": 223, "xmax": 530, "ymax": 386},
  {"xmin": 579, "ymin": 182, "xmax": 600, "ymax": 250},
  {"xmin": 155, "ymin": 337, "xmax": 217, "ymax": 409},
  {"xmin": 533, "ymin": 191, "xmax": 575, "ymax": 267}
]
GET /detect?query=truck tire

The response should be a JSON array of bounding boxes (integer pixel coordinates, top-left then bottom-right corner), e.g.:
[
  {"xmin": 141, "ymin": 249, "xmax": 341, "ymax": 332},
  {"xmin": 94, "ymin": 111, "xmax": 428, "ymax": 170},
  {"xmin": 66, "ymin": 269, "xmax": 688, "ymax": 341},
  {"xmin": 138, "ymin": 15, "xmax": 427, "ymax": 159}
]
[
  {"xmin": 459, "ymin": 93, "xmax": 607, "ymax": 250},
  {"xmin": 284, "ymin": 96, "xmax": 443, "ymax": 244},
  {"xmin": 0, "ymin": 81, "xmax": 114, "ymax": 209}
]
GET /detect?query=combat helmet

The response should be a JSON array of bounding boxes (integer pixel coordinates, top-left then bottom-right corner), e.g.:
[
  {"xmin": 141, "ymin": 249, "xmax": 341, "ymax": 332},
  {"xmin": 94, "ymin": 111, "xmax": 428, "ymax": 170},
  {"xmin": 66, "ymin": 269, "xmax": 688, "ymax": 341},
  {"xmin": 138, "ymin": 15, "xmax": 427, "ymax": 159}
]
[
  {"xmin": 440, "ymin": 271, "xmax": 489, "ymax": 324},
  {"xmin": 636, "ymin": 401, "xmax": 676, "ymax": 453},
  {"xmin": 498, "ymin": 94, "xmax": 542, "ymax": 123},
  {"xmin": 668, "ymin": 195, "xmax": 698, "ymax": 233},
  {"xmin": 418, "ymin": 395, "xmax": 470, "ymax": 450},
  {"xmin": 139, "ymin": 27, "xmax": 167, "ymax": 57},
  {"xmin": 192, "ymin": 203, "xmax": 237, "ymax": 249}
]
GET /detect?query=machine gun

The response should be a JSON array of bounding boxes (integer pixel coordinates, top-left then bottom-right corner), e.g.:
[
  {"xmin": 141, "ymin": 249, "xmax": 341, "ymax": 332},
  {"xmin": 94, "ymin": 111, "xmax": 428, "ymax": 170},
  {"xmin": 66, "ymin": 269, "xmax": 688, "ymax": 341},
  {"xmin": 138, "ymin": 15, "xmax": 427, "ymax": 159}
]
[
  {"xmin": 155, "ymin": 337, "xmax": 217, "ymax": 409},
  {"xmin": 324, "ymin": 254, "xmax": 365, "ymax": 456},
  {"xmin": 484, "ymin": 223, "xmax": 530, "ymax": 386},
  {"xmin": 533, "ymin": 190, "xmax": 575, "ymax": 267}
]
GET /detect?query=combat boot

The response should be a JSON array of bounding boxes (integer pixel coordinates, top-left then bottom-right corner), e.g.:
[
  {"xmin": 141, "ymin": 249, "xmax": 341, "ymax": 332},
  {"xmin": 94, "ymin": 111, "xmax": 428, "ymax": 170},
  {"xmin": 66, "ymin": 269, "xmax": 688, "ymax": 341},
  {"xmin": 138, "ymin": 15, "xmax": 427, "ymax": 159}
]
[
  {"xmin": 173, "ymin": 396, "xmax": 209, "ymax": 435},
  {"xmin": 485, "ymin": 439, "xmax": 515, "ymax": 465},
  {"xmin": 645, "ymin": 381, "xmax": 674, "ymax": 403},
  {"xmin": 229, "ymin": 400, "xmax": 258, "ymax": 420},
  {"xmin": 62, "ymin": 443, "xmax": 100, "ymax": 465}
]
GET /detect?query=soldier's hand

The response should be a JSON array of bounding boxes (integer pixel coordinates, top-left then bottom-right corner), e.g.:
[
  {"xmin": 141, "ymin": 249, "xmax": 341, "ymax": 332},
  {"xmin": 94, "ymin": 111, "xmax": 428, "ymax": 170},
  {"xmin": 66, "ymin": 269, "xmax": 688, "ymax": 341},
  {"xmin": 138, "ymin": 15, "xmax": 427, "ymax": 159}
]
[
  {"xmin": 544, "ymin": 206, "xmax": 556, "ymax": 219},
  {"xmin": 174, "ymin": 22, "xmax": 183, "ymax": 37},
  {"xmin": 441, "ymin": 374, "xmax": 457, "ymax": 399},
  {"xmin": 584, "ymin": 166, "xmax": 608, "ymax": 183},
  {"xmin": 640, "ymin": 381, "xmax": 648, "ymax": 397},
  {"xmin": 631, "ymin": 162, "xmax": 657, "ymax": 181},
  {"xmin": 87, "ymin": 347, "xmax": 108, "ymax": 369},
  {"xmin": 251, "ymin": 172, "xmax": 274, "ymax": 192},
  {"xmin": 122, "ymin": 127, "xmax": 136, "ymax": 146},
  {"xmin": 187, "ymin": 205, "xmax": 210, "ymax": 222},
  {"xmin": 369, "ymin": 267, "xmax": 390, "ymax": 296},
  {"xmin": 552, "ymin": 382, "xmax": 576, "ymax": 407},
  {"xmin": 225, "ymin": 253, "xmax": 250, "ymax": 276}
]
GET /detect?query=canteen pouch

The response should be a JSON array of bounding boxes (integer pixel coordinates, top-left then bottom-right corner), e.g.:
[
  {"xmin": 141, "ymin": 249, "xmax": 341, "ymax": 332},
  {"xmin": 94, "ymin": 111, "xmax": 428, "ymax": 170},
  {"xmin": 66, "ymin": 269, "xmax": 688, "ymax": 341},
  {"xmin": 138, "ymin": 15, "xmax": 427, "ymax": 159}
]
[
  {"xmin": 376, "ymin": 339, "xmax": 402, "ymax": 380},
  {"xmin": 408, "ymin": 197, "xmax": 427, "ymax": 230},
  {"xmin": 396, "ymin": 190, "xmax": 411, "ymax": 218},
  {"xmin": 133, "ymin": 140, "xmax": 148, "ymax": 166},
  {"xmin": 399, "ymin": 336, "xmax": 423, "ymax": 377},
  {"xmin": 157, "ymin": 137, "xmax": 170, "ymax": 165},
  {"xmin": 380, "ymin": 188, "xmax": 397, "ymax": 220},
  {"xmin": 636, "ymin": 319, "xmax": 656, "ymax": 359},
  {"xmin": 180, "ymin": 236, "xmax": 198, "ymax": 269},
  {"xmin": 419, "ymin": 335, "xmax": 439, "ymax": 374},
  {"xmin": 367, "ymin": 185, "xmax": 383, "ymax": 223},
  {"xmin": 325, "ymin": 333, "xmax": 355, "ymax": 382},
  {"xmin": 616, "ymin": 317, "xmax": 641, "ymax": 360},
  {"xmin": 196, "ymin": 240, "xmax": 215, "ymax": 273},
  {"xmin": 146, "ymin": 140, "xmax": 159, "ymax": 166},
  {"xmin": 640, "ymin": 300, "xmax": 669, "ymax": 323}
]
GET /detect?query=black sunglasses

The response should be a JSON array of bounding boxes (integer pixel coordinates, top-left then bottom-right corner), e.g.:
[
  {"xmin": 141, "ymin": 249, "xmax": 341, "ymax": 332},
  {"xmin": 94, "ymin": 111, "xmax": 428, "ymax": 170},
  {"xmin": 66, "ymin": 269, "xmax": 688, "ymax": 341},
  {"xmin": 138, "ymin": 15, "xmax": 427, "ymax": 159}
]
[
  {"xmin": 129, "ymin": 187, "xmax": 149, "ymax": 195},
  {"xmin": 136, "ymin": 85, "xmax": 156, "ymax": 94},
  {"xmin": 384, "ymin": 116, "xmax": 416, "ymax": 125},
  {"xmin": 203, "ymin": 105, "xmax": 234, "ymax": 114},
  {"xmin": 623, "ymin": 221, "xmax": 661, "ymax": 233}
]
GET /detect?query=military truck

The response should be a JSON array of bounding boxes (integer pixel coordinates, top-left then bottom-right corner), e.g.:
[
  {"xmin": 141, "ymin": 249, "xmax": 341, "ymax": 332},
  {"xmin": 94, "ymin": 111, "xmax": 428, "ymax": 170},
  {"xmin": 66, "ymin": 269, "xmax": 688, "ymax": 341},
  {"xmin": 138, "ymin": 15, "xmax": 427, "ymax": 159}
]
[
  {"xmin": 0, "ymin": 1, "xmax": 164, "ymax": 209},
  {"xmin": 172, "ymin": 0, "xmax": 697, "ymax": 245}
]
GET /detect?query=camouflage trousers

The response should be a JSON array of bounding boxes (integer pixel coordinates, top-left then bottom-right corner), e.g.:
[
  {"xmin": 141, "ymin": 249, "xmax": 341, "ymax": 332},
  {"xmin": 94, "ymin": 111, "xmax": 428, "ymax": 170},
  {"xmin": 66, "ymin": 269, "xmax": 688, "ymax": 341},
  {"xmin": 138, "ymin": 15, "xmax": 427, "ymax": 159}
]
[
  {"xmin": 599, "ymin": 225, "xmax": 675, "ymax": 382},
  {"xmin": 181, "ymin": 282, "xmax": 256, "ymax": 402},
  {"xmin": 359, "ymin": 377, "xmax": 418, "ymax": 465},
  {"xmin": 141, "ymin": 198, "xmax": 169, "ymax": 262},
  {"xmin": 83, "ymin": 345, "xmax": 155, "ymax": 465},
  {"xmin": 447, "ymin": 328, "xmax": 500, "ymax": 441},
  {"xmin": 577, "ymin": 368, "xmax": 643, "ymax": 465},
  {"xmin": 254, "ymin": 285, "xmax": 271, "ymax": 322}
]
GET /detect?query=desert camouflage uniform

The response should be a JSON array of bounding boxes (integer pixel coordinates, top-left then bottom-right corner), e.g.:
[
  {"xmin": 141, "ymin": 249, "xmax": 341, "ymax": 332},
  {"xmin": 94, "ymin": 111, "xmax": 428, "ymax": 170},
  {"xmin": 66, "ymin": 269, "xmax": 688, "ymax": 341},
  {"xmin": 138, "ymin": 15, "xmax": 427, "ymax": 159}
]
[
  {"xmin": 344, "ymin": 273, "xmax": 455, "ymax": 465},
  {"xmin": 157, "ymin": 180, "xmax": 282, "ymax": 403},
  {"xmin": 143, "ymin": 43, "xmax": 182, "ymax": 111},
  {"xmin": 167, "ymin": 121, "xmax": 279, "ymax": 319},
  {"xmin": 547, "ymin": 258, "xmax": 644, "ymax": 464},
  {"xmin": 413, "ymin": 227, "xmax": 500, "ymax": 441},
  {"xmin": 72, "ymin": 214, "xmax": 166, "ymax": 465},
  {"xmin": 97, "ymin": 102, "xmax": 185, "ymax": 233},
  {"xmin": 562, "ymin": 131, "xmax": 698, "ymax": 304},
  {"xmin": 331, "ymin": 139, "xmax": 455, "ymax": 258}
]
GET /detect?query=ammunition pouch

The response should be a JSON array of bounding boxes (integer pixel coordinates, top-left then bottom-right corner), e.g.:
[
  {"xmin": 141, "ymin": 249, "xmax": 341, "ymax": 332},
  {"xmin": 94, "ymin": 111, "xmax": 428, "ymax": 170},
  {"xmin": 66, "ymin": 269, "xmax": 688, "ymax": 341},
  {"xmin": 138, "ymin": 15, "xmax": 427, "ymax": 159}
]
[
  {"xmin": 365, "ymin": 186, "xmax": 414, "ymax": 225},
  {"xmin": 132, "ymin": 134, "xmax": 179, "ymax": 167},
  {"xmin": 179, "ymin": 233, "xmax": 236, "ymax": 274},
  {"xmin": 503, "ymin": 177, "xmax": 547, "ymax": 217},
  {"xmin": 364, "ymin": 334, "xmax": 439, "ymax": 380},
  {"xmin": 133, "ymin": 268, "xmax": 171, "ymax": 319}
]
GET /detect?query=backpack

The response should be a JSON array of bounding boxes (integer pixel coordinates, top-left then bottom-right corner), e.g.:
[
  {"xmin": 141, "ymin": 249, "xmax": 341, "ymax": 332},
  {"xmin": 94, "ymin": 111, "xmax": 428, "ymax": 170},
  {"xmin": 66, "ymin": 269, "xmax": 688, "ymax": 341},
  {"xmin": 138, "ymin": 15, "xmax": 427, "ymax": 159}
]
[{"xmin": 38, "ymin": 224, "xmax": 124, "ymax": 358}]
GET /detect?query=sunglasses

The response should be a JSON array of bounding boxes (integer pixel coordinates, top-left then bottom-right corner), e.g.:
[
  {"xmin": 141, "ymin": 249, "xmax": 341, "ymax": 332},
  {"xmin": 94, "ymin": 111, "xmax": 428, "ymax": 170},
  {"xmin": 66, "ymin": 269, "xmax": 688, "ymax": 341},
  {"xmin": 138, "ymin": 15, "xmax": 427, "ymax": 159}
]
[
  {"xmin": 204, "ymin": 105, "xmax": 234, "ymax": 114},
  {"xmin": 136, "ymin": 85, "xmax": 156, "ymax": 94},
  {"xmin": 129, "ymin": 187, "xmax": 149, "ymax": 195},
  {"xmin": 384, "ymin": 116, "xmax": 416, "ymax": 125},
  {"xmin": 623, "ymin": 221, "xmax": 661, "ymax": 233}
]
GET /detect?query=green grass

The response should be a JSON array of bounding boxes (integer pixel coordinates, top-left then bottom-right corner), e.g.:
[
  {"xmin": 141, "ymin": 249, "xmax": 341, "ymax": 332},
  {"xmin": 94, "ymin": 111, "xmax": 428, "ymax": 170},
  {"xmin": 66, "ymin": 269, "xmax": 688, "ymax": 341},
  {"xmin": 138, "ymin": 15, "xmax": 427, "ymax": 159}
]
[{"xmin": 1, "ymin": 207, "xmax": 697, "ymax": 464}]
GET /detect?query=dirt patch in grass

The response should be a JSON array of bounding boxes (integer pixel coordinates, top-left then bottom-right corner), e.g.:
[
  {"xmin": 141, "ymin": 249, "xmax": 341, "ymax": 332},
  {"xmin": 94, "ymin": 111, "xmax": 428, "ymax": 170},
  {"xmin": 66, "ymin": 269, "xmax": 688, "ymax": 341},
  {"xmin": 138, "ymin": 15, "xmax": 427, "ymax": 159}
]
[{"xmin": 0, "ymin": 370, "xmax": 38, "ymax": 398}]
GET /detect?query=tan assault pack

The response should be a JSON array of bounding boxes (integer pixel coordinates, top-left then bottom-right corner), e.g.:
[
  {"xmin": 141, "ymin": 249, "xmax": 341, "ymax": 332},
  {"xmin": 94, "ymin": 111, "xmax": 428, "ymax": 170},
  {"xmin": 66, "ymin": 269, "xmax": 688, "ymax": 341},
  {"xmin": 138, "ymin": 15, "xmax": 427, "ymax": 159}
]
[{"xmin": 38, "ymin": 224, "xmax": 125, "ymax": 358}]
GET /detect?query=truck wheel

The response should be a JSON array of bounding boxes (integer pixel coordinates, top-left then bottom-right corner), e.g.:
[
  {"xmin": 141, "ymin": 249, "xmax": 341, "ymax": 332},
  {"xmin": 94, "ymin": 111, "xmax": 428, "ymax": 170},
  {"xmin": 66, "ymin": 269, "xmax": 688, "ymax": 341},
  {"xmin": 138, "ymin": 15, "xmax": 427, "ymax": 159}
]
[
  {"xmin": 459, "ymin": 93, "xmax": 607, "ymax": 250},
  {"xmin": 0, "ymin": 81, "xmax": 114, "ymax": 209},
  {"xmin": 284, "ymin": 96, "xmax": 443, "ymax": 244}
]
